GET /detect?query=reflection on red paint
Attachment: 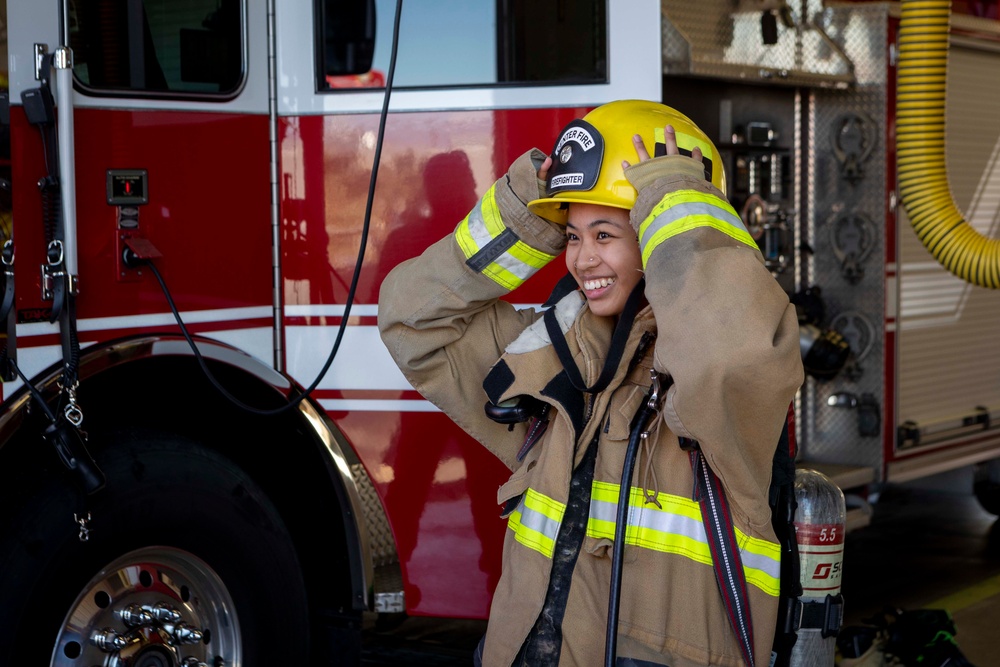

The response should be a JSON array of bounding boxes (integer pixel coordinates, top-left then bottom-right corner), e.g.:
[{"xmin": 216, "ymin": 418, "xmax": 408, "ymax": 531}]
[{"xmin": 278, "ymin": 106, "xmax": 587, "ymax": 618}]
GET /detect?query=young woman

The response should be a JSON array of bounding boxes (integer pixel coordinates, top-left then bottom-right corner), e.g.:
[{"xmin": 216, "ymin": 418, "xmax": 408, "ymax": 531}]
[{"xmin": 378, "ymin": 100, "xmax": 803, "ymax": 667}]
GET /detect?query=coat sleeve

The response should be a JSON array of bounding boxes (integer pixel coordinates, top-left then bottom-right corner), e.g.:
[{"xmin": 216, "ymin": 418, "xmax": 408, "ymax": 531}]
[
  {"xmin": 378, "ymin": 148, "xmax": 568, "ymax": 469},
  {"xmin": 626, "ymin": 155, "xmax": 804, "ymax": 526}
]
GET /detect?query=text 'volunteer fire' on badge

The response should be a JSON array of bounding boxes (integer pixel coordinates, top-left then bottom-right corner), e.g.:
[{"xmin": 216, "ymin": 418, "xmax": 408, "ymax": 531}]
[{"xmin": 545, "ymin": 119, "xmax": 605, "ymax": 197}]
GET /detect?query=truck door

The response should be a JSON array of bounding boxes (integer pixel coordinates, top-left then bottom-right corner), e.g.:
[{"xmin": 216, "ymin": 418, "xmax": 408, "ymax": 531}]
[
  {"xmin": 0, "ymin": 4, "xmax": 315, "ymax": 667},
  {"xmin": 6, "ymin": 0, "xmax": 275, "ymax": 384}
]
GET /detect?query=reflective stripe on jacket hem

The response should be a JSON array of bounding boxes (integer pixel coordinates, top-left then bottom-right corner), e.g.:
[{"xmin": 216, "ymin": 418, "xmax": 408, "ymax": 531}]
[
  {"xmin": 507, "ymin": 482, "xmax": 781, "ymax": 596},
  {"xmin": 508, "ymin": 488, "xmax": 566, "ymax": 558}
]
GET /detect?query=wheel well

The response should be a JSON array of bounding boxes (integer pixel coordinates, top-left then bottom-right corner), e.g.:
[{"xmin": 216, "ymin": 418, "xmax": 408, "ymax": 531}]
[{"xmin": 1, "ymin": 353, "xmax": 366, "ymax": 642}]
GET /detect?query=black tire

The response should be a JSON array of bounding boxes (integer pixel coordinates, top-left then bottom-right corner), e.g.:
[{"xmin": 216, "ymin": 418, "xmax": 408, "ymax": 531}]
[
  {"xmin": 0, "ymin": 430, "xmax": 310, "ymax": 666},
  {"xmin": 974, "ymin": 459, "xmax": 1000, "ymax": 516}
]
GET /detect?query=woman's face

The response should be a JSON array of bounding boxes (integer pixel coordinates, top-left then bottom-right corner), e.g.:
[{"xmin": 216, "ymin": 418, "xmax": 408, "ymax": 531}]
[{"xmin": 565, "ymin": 203, "xmax": 643, "ymax": 318}]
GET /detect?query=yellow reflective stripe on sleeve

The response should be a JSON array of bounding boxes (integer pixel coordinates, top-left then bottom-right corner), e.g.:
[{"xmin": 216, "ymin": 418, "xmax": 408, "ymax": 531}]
[
  {"xmin": 589, "ymin": 481, "xmax": 781, "ymax": 596},
  {"xmin": 454, "ymin": 216, "xmax": 482, "ymax": 262},
  {"xmin": 637, "ymin": 189, "xmax": 757, "ymax": 267},
  {"xmin": 454, "ymin": 185, "xmax": 557, "ymax": 291},
  {"xmin": 480, "ymin": 186, "xmax": 506, "ymax": 237},
  {"xmin": 508, "ymin": 488, "xmax": 565, "ymax": 559}
]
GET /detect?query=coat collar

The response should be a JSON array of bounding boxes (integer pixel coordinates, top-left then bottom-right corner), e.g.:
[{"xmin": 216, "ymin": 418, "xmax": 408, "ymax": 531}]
[{"xmin": 483, "ymin": 291, "xmax": 655, "ymax": 439}]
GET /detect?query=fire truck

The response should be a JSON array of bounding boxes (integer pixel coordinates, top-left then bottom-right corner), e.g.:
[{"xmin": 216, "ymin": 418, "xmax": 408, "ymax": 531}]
[{"xmin": 2, "ymin": 0, "xmax": 1000, "ymax": 664}]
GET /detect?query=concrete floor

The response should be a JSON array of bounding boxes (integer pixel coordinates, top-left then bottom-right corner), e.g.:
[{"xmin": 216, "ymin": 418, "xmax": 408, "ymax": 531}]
[
  {"xmin": 359, "ymin": 465, "xmax": 1000, "ymax": 666},
  {"xmin": 839, "ymin": 466, "xmax": 1000, "ymax": 666}
]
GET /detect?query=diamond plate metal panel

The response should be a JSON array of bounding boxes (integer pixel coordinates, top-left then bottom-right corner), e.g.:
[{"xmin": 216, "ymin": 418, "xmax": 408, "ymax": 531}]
[
  {"xmin": 662, "ymin": 0, "xmax": 855, "ymax": 87},
  {"xmin": 800, "ymin": 5, "xmax": 889, "ymax": 477}
]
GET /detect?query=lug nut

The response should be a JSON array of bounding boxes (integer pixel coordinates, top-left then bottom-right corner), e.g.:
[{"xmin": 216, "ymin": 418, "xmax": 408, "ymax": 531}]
[
  {"xmin": 144, "ymin": 601, "xmax": 182, "ymax": 623},
  {"xmin": 173, "ymin": 622, "xmax": 205, "ymax": 644},
  {"xmin": 90, "ymin": 627, "xmax": 127, "ymax": 651},
  {"xmin": 118, "ymin": 603, "xmax": 153, "ymax": 627}
]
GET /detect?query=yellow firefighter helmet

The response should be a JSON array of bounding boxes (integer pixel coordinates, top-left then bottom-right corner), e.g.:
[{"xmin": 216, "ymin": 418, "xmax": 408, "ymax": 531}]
[{"xmin": 528, "ymin": 99, "xmax": 726, "ymax": 224}]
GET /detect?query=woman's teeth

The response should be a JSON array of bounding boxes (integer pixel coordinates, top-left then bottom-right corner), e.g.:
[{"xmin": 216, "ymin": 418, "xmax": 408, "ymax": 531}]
[{"xmin": 583, "ymin": 277, "xmax": 615, "ymax": 291}]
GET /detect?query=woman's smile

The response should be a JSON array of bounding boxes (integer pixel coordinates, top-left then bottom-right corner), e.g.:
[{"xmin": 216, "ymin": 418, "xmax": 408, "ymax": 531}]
[{"xmin": 565, "ymin": 203, "xmax": 643, "ymax": 318}]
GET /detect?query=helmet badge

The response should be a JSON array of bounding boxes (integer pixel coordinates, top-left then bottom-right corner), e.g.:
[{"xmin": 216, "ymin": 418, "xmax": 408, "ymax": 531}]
[{"xmin": 543, "ymin": 119, "xmax": 605, "ymax": 197}]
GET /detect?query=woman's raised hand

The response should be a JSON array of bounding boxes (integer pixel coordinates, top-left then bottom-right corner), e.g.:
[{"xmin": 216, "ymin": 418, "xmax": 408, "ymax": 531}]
[{"xmin": 623, "ymin": 124, "xmax": 702, "ymax": 169}]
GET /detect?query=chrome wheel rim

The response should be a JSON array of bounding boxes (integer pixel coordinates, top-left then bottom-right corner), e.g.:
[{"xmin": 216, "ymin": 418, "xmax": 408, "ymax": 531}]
[{"xmin": 51, "ymin": 546, "xmax": 241, "ymax": 667}]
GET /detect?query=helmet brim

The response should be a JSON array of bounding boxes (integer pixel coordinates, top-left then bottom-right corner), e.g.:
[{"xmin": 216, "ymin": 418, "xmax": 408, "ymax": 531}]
[{"xmin": 528, "ymin": 195, "xmax": 632, "ymax": 225}]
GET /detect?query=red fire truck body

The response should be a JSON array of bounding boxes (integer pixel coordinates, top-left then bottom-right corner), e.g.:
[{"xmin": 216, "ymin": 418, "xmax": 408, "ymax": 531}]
[
  {"xmin": 4, "ymin": 0, "xmax": 1000, "ymax": 664},
  {"xmin": 0, "ymin": 1, "xmax": 663, "ymax": 662}
]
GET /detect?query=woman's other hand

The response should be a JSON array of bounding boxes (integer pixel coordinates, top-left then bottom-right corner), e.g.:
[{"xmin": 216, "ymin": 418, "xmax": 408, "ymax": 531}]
[{"xmin": 623, "ymin": 125, "xmax": 703, "ymax": 169}]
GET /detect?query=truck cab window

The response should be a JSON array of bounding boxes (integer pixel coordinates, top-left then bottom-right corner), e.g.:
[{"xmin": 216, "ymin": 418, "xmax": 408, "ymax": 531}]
[
  {"xmin": 68, "ymin": 0, "xmax": 244, "ymax": 97},
  {"xmin": 318, "ymin": 0, "xmax": 606, "ymax": 90}
]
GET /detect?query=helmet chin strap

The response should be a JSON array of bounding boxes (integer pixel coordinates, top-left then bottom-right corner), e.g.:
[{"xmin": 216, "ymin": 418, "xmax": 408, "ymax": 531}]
[{"xmin": 543, "ymin": 276, "xmax": 646, "ymax": 394}]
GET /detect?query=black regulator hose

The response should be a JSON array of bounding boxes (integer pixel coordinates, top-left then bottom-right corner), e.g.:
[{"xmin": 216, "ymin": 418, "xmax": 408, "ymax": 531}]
[{"xmin": 605, "ymin": 373, "xmax": 667, "ymax": 667}]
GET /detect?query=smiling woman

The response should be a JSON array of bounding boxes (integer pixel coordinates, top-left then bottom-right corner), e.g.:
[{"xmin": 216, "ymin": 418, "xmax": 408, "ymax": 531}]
[
  {"xmin": 529, "ymin": 102, "xmax": 721, "ymax": 321},
  {"xmin": 378, "ymin": 99, "xmax": 803, "ymax": 666},
  {"xmin": 564, "ymin": 204, "xmax": 642, "ymax": 319}
]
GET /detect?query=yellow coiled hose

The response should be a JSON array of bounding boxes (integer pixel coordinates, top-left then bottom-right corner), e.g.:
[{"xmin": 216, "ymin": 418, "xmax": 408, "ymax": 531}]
[{"xmin": 897, "ymin": 0, "xmax": 1000, "ymax": 288}]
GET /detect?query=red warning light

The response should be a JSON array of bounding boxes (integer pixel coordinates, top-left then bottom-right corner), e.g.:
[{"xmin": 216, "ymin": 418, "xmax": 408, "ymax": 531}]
[{"xmin": 106, "ymin": 169, "xmax": 148, "ymax": 205}]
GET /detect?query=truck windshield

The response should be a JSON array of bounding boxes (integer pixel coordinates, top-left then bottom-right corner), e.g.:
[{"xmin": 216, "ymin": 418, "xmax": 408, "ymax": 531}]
[{"xmin": 320, "ymin": 0, "xmax": 607, "ymax": 91}]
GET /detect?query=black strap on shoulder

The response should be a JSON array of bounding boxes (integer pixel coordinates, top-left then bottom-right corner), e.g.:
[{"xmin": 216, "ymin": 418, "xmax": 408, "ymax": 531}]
[
  {"xmin": 543, "ymin": 277, "xmax": 645, "ymax": 394},
  {"xmin": 542, "ymin": 271, "xmax": 581, "ymax": 308}
]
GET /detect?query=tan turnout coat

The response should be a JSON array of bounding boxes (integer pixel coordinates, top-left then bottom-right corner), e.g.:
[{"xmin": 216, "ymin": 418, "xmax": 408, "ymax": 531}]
[{"xmin": 378, "ymin": 150, "xmax": 803, "ymax": 666}]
